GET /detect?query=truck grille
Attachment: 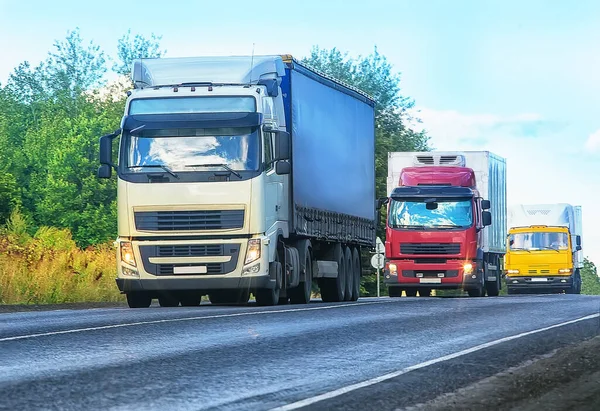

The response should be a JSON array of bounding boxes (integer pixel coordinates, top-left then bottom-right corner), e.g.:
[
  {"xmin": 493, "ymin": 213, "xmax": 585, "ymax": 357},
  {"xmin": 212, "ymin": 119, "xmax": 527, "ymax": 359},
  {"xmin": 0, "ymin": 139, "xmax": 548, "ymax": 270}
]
[
  {"xmin": 157, "ymin": 245, "xmax": 223, "ymax": 257},
  {"xmin": 134, "ymin": 210, "xmax": 244, "ymax": 231},
  {"xmin": 400, "ymin": 243, "xmax": 461, "ymax": 255},
  {"xmin": 402, "ymin": 270, "xmax": 459, "ymax": 278},
  {"xmin": 138, "ymin": 243, "xmax": 240, "ymax": 276}
]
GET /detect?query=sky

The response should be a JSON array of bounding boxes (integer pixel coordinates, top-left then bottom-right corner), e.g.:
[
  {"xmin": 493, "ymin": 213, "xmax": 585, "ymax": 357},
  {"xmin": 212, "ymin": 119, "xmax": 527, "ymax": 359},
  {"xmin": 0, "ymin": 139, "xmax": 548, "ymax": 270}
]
[{"xmin": 1, "ymin": 0, "xmax": 599, "ymax": 264}]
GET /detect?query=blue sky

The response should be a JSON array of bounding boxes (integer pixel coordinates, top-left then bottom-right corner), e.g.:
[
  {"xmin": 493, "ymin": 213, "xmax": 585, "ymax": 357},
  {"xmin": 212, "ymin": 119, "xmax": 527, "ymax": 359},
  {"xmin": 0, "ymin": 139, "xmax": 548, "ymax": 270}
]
[{"xmin": 1, "ymin": 0, "xmax": 599, "ymax": 264}]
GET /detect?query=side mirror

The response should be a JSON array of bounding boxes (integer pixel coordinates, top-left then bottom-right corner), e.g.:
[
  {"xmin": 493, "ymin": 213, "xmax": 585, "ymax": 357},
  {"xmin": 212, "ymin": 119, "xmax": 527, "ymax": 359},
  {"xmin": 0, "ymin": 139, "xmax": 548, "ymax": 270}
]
[
  {"xmin": 99, "ymin": 129, "xmax": 120, "ymax": 169},
  {"xmin": 97, "ymin": 164, "xmax": 112, "ymax": 179},
  {"xmin": 576, "ymin": 245, "xmax": 582, "ymax": 251},
  {"xmin": 481, "ymin": 200, "xmax": 491, "ymax": 210},
  {"xmin": 274, "ymin": 131, "xmax": 291, "ymax": 161},
  {"xmin": 275, "ymin": 161, "xmax": 291, "ymax": 175},
  {"xmin": 576, "ymin": 235, "xmax": 581, "ymax": 246},
  {"xmin": 482, "ymin": 211, "xmax": 492, "ymax": 227},
  {"xmin": 376, "ymin": 197, "xmax": 389, "ymax": 210}
]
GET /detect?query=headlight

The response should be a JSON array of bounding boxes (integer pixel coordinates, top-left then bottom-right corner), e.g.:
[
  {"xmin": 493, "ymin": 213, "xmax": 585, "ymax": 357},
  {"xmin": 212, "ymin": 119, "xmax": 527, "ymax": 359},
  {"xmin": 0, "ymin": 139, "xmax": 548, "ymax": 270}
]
[
  {"xmin": 507, "ymin": 269, "xmax": 519, "ymax": 274},
  {"xmin": 120, "ymin": 241, "xmax": 136, "ymax": 267},
  {"xmin": 388, "ymin": 263, "xmax": 397, "ymax": 274},
  {"xmin": 463, "ymin": 262, "xmax": 473, "ymax": 274},
  {"xmin": 244, "ymin": 239, "xmax": 261, "ymax": 265},
  {"xmin": 558, "ymin": 268, "xmax": 572, "ymax": 274}
]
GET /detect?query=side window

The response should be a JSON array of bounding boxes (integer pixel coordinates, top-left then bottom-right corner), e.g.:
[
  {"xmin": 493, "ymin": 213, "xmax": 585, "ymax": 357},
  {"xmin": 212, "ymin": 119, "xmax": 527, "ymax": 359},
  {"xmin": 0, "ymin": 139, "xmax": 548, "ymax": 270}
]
[{"xmin": 264, "ymin": 132, "xmax": 274, "ymax": 171}]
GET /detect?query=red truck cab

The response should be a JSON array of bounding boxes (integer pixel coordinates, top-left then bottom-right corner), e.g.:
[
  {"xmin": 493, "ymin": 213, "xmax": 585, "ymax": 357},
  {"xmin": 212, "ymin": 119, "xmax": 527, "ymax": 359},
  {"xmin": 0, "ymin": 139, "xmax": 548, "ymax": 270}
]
[{"xmin": 381, "ymin": 166, "xmax": 494, "ymax": 297}]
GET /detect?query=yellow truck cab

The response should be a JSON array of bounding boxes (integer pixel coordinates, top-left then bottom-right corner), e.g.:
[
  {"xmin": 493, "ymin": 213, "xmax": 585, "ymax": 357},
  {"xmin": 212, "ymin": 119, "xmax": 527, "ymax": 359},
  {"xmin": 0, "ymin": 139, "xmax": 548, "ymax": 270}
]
[{"xmin": 504, "ymin": 204, "xmax": 583, "ymax": 294}]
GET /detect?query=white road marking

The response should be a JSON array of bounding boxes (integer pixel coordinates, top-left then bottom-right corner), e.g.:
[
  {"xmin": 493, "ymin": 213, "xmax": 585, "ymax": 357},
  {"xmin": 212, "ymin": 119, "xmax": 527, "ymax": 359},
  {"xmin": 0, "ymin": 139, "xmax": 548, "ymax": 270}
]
[
  {"xmin": 269, "ymin": 312, "xmax": 600, "ymax": 411},
  {"xmin": 0, "ymin": 300, "xmax": 390, "ymax": 343}
]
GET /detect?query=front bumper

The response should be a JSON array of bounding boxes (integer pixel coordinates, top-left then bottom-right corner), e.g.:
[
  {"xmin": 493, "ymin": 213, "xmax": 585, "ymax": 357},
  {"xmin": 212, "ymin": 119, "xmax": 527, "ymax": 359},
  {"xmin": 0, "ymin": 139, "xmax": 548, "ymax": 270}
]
[
  {"xmin": 383, "ymin": 260, "xmax": 483, "ymax": 290},
  {"xmin": 505, "ymin": 275, "xmax": 573, "ymax": 289},
  {"xmin": 116, "ymin": 274, "xmax": 273, "ymax": 292},
  {"xmin": 115, "ymin": 236, "xmax": 273, "ymax": 293}
]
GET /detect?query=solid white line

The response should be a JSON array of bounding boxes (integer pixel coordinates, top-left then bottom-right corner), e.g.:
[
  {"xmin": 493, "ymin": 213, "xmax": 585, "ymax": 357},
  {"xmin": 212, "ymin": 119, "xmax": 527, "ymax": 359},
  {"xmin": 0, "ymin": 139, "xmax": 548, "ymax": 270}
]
[
  {"xmin": 269, "ymin": 312, "xmax": 600, "ymax": 411},
  {"xmin": 0, "ymin": 300, "xmax": 389, "ymax": 343}
]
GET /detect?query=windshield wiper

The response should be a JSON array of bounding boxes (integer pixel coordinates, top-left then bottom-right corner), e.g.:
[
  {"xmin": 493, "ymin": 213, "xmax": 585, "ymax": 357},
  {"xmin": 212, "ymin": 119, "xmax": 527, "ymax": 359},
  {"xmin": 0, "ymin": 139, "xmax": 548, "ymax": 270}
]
[
  {"xmin": 432, "ymin": 224, "xmax": 463, "ymax": 229},
  {"xmin": 540, "ymin": 246, "xmax": 560, "ymax": 253},
  {"xmin": 185, "ymin": 163, "xmax": 242, "ymax": 179},
  {"xmin": 510, "ymin": 247, "xmax": 531, "ymax": 253},
  {"xmin": 132, "ymin": 165, "xmax": 179, "ymax": 179},
  {"xmin": 393, "ymin": 225, "xmax": 426, "ymax": 230}
]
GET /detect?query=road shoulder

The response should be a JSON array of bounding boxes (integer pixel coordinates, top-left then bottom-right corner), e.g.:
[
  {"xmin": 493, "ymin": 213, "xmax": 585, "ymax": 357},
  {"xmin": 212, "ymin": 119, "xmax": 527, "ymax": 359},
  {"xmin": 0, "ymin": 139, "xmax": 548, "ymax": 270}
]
[{"xmin": 402, "ymin": 334, "xmax": 600, "ymax": 411}]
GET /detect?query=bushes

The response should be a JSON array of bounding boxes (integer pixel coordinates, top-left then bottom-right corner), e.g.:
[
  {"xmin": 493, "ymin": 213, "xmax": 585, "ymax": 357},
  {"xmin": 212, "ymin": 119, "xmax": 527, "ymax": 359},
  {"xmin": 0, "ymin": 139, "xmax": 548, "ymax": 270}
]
[{"xmin": 0, "ymin": 210, "xmax": 121, "ymax": 304}]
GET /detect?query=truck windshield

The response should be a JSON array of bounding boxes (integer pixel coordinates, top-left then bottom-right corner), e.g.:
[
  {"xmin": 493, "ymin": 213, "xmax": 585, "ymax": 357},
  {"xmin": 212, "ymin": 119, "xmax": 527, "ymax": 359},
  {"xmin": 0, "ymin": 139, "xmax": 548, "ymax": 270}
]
[
  {"xmin": 509, "ymin": 232, "xmax": 569, "ymax": 251},
  {"xmin": 388, "ymin": 199, "xmax": 473, "ymax": 229},
  {"xmin": 126, "ymin": 127, "xmax": 260, "ymax": 172}
]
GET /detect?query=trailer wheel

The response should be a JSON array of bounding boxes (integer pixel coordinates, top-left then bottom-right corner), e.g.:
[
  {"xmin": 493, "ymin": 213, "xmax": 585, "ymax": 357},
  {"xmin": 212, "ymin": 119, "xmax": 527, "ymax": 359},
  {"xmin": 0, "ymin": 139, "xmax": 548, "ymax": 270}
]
[
  {"xmin": 467, "ymin": 286, "xmax": 485, "ymax": 297},
  {"xmin": 256, "ymin": 260, "xmax": 282, "ymax": 306},
  {"xmin": 351, "ymin": 247, "xmax": 361, "ymax": 301},
  {"xmin": 485, "ymin": 276, "xmax": 500, "ymax": 296},
  {"xmin": 343, "ymin": 246, "xmax": 353, "ymax": 301},
  {"xmin": 405, "ymin": 289, "xmax": 417, "ymax": 297},
  {"xmin": 389, "ymin": 287, "xmax": 402, "ymax": 298},
  {"xmin": 158, "ymin": 293, "xmax": 180, "ymax": 307},
  {"xmin": 418, "ymin": 288, "xmax": 432, "ymax": 297},
  {"xmin": 126, "ymin": 292, "xmax": 152, "ymax": 308},
  {"xmin": 320, "ymin": 244, "xmax": 346, "ymax": 302},
  {"xmin": 180, "ymin": 292, "xmax": 202, "ymax": 307}
]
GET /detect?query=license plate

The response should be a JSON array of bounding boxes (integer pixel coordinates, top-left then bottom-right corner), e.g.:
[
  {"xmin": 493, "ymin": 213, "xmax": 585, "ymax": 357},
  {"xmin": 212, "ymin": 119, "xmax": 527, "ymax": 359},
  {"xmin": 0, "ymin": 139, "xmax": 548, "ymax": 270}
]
[
  {"xmin": 420, "ymin": 278, "xmax": 441, "ymax": 284},
  {"xmin": 530, "ymin": 277, "xmax": 547, "ymax": 282},
  {"xmin": 173, "ymin": 266, "xmax": 207, "ymax": 274}
]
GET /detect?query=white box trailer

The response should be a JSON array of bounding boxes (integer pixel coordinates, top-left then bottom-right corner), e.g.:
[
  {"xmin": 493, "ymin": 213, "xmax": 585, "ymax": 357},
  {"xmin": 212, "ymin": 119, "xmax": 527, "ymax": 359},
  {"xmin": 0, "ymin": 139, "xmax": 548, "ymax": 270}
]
[
  {"xmin": 507, "ymin": 204, "xmax": 583, "ymax": 268},
  {"xmin": 387, "ymin": 151, "xmax": 507, "ymax": 253}
]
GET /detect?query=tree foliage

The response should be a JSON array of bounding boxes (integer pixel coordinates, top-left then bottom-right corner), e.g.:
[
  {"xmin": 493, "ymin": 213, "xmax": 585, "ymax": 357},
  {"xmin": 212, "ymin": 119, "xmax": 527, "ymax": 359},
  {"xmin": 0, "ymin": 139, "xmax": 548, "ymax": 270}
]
[
  {"xmin": 114, "ymin": 30, "xmax": 166, "ymax": 76},
  {"xmin": 0, "ymin": 29, "xmax": 162, "ymax": 246},
  {"xmin": 581, "ymin": 258, "xmax": 600, "ymax": 295}
]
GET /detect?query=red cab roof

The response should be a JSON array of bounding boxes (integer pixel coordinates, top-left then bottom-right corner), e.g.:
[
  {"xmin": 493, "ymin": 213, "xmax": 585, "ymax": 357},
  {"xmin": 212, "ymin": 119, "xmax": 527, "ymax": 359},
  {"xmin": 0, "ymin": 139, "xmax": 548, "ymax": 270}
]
[{"xmin": 400, "ymin": 166, "xmax": 476, "ymax": 188}]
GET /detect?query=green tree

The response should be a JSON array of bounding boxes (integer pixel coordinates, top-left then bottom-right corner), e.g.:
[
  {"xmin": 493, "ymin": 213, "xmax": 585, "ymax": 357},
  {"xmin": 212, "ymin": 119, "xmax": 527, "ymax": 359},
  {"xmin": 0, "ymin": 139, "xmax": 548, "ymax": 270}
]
[
  {"xmin": 581, "ymin": 258, "xmax": 600, "ymax": 295},
  {"xmin": 113, "ymin": 30, "xmax": 166, "ymax": 76},
  {"xmin": 303, "ymin": 46, "xmax": 430, "ymax": 296}
]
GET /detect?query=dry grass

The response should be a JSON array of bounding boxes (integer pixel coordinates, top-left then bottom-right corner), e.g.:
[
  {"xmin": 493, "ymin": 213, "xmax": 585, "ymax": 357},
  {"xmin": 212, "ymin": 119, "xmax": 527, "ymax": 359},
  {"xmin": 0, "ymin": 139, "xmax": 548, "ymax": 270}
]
[{"xmin": 0, "ymin": 212, "xmax": 122, "ymax": 304}]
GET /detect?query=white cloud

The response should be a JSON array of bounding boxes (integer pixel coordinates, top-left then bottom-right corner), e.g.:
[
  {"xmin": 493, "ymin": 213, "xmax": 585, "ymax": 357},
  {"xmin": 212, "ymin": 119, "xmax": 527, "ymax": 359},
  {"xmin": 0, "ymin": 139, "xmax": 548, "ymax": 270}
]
[
  {"xmin": 585, "ymin": 129, "xmax": 600, "ymax": 152},
  {"xmin": 409, "ymin": 108, "xmax": 600, "ymax": 266}
]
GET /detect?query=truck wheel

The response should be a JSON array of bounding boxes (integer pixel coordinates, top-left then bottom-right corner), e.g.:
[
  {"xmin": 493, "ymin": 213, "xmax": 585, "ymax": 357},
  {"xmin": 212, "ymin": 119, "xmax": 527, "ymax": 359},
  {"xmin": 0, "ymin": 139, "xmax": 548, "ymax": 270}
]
[
  {"xmin": 289, "ymin": 252, "xmax": 312, "ymax": 304},
  {"xmin": 343, "ymin": 246, "xmax": 353, "ymax": 301},
  {"xmin": 389, "ymin": 287, "xmax": 402, "ymax": 298},
  {"xmin": 405, "ymin": 289, "xmax": 417, "ymax": 297},
  {"xmin": 126, "ymin": 292, "xmax": 152, "ymax": 308},
  {"xmin": 351, "ymin": 247, "xmax": 361, "ymax": 301},
  {"xmin": 467, "ymin": 286, "xmax": 485, "ymax": 297},
  {"xmin": 180, "ymin": 292, "xmax": 202, "ymax": 307},
  {"xmin": 486, "ymin": 278, "xmax": 500, "ymax": 297},
  {"xmin": 256, "ymin": 260, "xmax": 282, "ymax": 306},
  {"xmin": 158, "ymin": 293, "xmax": 180, "ymax": 307},
  {"xmin": 418, "ymin": 288, "xmax": 432, "ymax": 297},
  {"xmin": 320, "ymin": 245, "xmax": 346, "ymax": 302}
]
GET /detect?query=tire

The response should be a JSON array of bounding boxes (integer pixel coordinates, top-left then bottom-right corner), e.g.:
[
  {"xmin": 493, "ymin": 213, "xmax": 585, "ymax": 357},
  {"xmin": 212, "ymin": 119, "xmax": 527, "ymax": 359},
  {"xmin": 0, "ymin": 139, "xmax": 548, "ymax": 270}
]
[
  {"xmin": 418, "ymin": 288, "xmax": 432, "ymax": 297},
  {"xmin": 126, "ymin": 292, "xmax": 152, "ymax": 308},
  {"xmin": 486, "ymin": 279, "xmax": 500, "ymax": 297},
  {"xmin": 289, "ymin": 250, "xmax": 312, "ymax": 304},
  {"xmin": 351, "ymin": 248, "xmax": 361, "ymax": 301},
  {"xmin": 256, "ymin": 260, "xmax": 282, "ymax": 306},
  {"xmin": 180, "ymin": 292, "xmax": 202, "ymax": 307},
  {"xmin": 467, "ymin": 286, "xmax": 485, "ymax": 297},
  {"xmin": 389, "ymin": 287, "xmax": 402, "ymax": 298},
  {"xmin": 405, "ymin": 289, "xmax": 417, "ymax": 297},
  {"xmin": 158, "ymin": 293, "xmax": 180, "ymax": 307},
  {"xmin": 320, "ymin": 245, "xmax": 346, "ymax": 302},
  {"xmin": 343, "ymin": 246, "xmax": 353, "ymax": 301}
]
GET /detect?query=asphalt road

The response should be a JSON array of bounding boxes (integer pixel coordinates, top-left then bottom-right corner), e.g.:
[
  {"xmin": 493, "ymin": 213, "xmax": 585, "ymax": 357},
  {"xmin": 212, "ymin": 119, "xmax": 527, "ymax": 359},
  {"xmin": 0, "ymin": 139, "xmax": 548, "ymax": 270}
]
[{"xmin": 1, "ymin": 295, "xmax": 599, "ymax": 411}]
